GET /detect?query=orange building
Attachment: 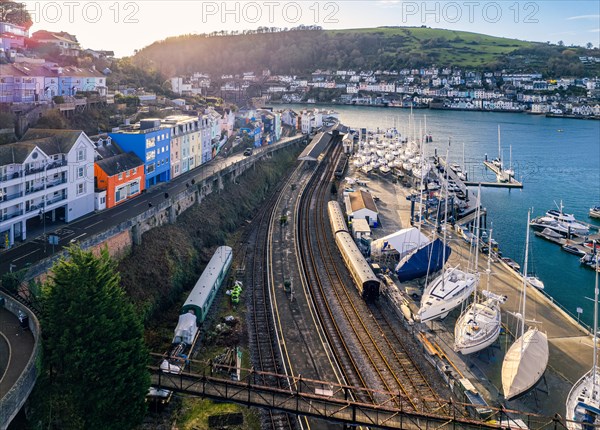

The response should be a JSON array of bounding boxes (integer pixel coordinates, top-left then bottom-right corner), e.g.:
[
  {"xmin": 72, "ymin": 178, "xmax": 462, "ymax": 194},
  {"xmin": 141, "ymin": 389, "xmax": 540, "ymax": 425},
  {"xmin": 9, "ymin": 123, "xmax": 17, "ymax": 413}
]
[{"xmin": 95, "ymin": 152, "xmax": 145, "ymax": 209}]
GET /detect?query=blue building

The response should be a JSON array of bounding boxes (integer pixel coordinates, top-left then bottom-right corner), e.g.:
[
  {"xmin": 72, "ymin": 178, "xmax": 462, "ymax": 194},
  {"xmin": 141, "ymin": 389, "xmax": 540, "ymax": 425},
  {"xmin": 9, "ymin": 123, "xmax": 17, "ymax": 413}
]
[{"xmin": 108, "ymin": 119, "xmax": 171, "ymax": 188}]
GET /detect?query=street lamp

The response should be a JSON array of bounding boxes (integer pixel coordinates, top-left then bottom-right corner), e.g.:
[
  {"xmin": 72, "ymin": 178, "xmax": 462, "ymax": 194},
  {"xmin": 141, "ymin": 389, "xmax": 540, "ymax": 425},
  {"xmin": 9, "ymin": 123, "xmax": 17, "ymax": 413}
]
[{"xmin": 39, "ymin": 197, "xmax": 46, "ymax": 253}]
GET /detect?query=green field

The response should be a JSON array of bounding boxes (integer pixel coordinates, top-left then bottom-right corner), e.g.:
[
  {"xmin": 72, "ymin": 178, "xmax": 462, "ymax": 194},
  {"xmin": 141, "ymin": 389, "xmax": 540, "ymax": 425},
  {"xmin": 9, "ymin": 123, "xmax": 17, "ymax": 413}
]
[{"xmin": 329, "ymin": 26, "xmax": 534, "ymax": 68}]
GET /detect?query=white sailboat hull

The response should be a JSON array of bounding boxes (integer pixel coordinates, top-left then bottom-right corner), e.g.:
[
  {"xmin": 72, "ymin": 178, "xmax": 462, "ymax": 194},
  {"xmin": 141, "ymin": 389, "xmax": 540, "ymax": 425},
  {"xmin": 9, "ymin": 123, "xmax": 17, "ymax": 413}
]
[
  {"xmin": 502, "ymin": 327, "xmax": 549, "ymax": 400},
  {"xmin": 454, "ymin": 300, "xmax": 502, "ymax": 355},
  {"xmin": 565, "ymin": 367, "xmax": 600, "ymax": 430},
  {"xmin": 417, "ymin": 268, "xmax": 476, "ymax": 323}
]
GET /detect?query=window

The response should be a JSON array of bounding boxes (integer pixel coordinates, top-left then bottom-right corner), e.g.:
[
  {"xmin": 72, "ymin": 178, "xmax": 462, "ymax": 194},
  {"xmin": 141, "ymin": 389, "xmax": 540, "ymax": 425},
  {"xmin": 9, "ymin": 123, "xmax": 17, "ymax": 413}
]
[
  {"xmin": 132, "ymin": 167, "xmax": 137, "ymax": 175},
  {"xmin": 146, "ymin": 137, "xmax": 155, "ymax": 148},
  {"xmin": 77, "ymin": 166, "xmax": 84, "ymax": 178},
  {"xmin": 77, "ymin": 183, "xmax": 85, "ymax": 195},
  {"xmin": 146, "ymin": 163, "xmax": 155, "ymax": 173},
  {"xmin": 100, "ymin": 196, "xmax": 106, "ymax": 204},
  {"xmin": 125, "ymin": 170, "xmax": 130, "ymax": 177},
  {"xmin": 146, "ymin": 150, "xmax": 156, "ymax": 161},
  {"xmin": 118, "ymin": 172, "xmax": 123, "ymax": 180},
  {"xmin": 77, "ymin": 148, "xmax": 86, "ymax": 161}
]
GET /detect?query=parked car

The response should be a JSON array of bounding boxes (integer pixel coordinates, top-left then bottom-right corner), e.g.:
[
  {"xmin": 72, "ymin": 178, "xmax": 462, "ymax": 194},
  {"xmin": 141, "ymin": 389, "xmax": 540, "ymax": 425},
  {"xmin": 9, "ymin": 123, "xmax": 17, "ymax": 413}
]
[{"xmin": 243, "ymin": 148, "xmax": 253, "ymax": 156}]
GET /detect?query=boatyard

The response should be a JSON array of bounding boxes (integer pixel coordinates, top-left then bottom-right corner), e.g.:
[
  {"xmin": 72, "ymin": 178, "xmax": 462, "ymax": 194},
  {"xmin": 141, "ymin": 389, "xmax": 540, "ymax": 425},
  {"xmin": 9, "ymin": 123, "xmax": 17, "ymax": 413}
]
[{"xmin": 334, "ymin": 124, "xmax": 600, "ymax": 418}]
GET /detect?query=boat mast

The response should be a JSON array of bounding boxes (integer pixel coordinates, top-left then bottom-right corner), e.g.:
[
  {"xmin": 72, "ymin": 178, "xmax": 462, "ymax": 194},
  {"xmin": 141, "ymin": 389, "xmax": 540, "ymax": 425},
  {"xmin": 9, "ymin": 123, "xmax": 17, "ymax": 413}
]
[
  {"xmin": 472, "ymin": 185, "xmax": 482, "ymax": 297},
  {"xmin": 520, "ymin": 211, "xmax": 531, "ymax": 352},
  {"xmin": 593, "ymin": 248, "xmax": 599, "ymax": 387},
  {"xmin": 486, "ymin": 227, "xmax": 493, "ymax": 290},
  {"xmin": 497, "ymin": 125, "xmax": 501, "ymax": 166},
  {"xmin": 462, "ymin": 142, "xmax": 466, "ymax": 174},
  {"xmin": 440, "ymin": 149, "xmax": 450, "ymax": 286}
]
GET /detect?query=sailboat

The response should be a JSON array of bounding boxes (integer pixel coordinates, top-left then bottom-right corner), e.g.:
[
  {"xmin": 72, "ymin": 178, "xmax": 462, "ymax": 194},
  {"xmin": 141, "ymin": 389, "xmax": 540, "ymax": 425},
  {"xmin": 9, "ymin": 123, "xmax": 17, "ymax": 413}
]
[
  {"xmin": 455, "ymin": 224, "xmax": 507, "ymax": 355},
  {"xmin": 565, "ymin": 252, "xmax": 600, "ymax": 430},
  {"xmin": 501, "ymin": 211, "xmax": 549, "ymax": 401},
  {"xmin": 495, "ymin": 126, "xmax": 513, "ymax": 183},
  {"xmin": 416, "ymin": 155, "xmax": 476, "ymax": 323}
]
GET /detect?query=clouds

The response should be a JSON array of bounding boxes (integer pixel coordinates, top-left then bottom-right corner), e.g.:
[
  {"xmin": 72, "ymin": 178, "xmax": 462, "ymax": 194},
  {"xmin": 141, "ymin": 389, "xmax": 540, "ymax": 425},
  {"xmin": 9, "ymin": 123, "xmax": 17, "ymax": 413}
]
[{"xmin": 566, "ymin": 14, "xmax": 600, "ymax": 20}]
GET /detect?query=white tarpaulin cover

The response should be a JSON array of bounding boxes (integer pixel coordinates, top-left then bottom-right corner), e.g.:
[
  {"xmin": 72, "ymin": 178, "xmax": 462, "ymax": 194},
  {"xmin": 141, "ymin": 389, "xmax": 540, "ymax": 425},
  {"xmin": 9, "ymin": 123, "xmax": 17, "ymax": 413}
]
[
  {"xmin": 173, "ymin": 312, "xmax": 198, "ymax": 345},
  {"xmin": 501, "ymin": 327, "xmax": 549, "ymax": 400},
  {"xmin": 371, "ymin": 227, "xmax": 430, "ymax": 259}
]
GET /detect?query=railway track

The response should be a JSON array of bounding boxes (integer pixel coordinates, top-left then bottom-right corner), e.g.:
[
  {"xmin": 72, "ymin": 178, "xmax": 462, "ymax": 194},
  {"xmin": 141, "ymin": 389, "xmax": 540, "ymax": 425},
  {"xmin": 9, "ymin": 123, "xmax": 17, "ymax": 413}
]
[
  {"xmin": 297, "ymin": 141, "xmax": 454, "ymax": 414},
  {"xmin": 242, "ymin": 167, "xmax": 299, "ymax": 430},
  {"xmin": 297, "ymin": 145, "xmax": 373, "ymax": 402}
]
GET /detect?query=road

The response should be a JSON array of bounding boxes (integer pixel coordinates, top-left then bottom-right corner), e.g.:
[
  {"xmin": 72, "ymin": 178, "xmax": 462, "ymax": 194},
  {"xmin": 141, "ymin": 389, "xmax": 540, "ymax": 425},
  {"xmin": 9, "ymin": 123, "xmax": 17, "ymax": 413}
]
[{"xmin": 0, "ymin": 149, "xmax": 260, "ymax": 276}]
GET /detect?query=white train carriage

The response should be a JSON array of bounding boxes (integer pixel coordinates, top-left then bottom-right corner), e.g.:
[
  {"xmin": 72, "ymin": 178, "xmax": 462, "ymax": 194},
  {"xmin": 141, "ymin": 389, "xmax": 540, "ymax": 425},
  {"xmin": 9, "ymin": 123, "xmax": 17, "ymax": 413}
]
[
  {"xmin": 328, "ymin": 200, "xmax": 349, "ymax": 234},
  {"xmin": 334, "ymin": 229, "xmax": 380, "ymax": 301}
]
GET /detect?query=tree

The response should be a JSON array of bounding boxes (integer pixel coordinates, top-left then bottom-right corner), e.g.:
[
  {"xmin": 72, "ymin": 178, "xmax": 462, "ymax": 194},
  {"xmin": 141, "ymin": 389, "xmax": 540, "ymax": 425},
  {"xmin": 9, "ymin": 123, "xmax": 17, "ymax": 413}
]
[
  {"xmin": 39, "ymin": 247, "xmax": 150, "ymax": 430},
  {"xmin": 0, "ymin": 0, "xmax": 32, "ymax": 29},
  {"xmin": 34, "ymin": 110, "xmax": 68, "ymax": 129},
  {"xmin": 586, "ymin": 42, "xmax": 594, "ymax": 49}
]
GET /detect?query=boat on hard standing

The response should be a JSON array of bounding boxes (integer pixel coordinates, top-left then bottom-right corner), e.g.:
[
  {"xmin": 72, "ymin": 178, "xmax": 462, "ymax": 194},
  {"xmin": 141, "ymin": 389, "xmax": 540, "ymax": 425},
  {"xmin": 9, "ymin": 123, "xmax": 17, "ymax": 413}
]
[
  {"xmin": 417, "ymin": 266, "xmax": 477, "ymax": 323},
  {"xmin": 565, "ymin": 255, "xmax": 600, "ymax": 429},
  {"xmin": 501, "ymin": 210, "xmax": 549, "ymax": 401},
  {"xmin": 455, "ymin": 219, "xmax": 507, "ymax": 355},
  {"xmin": 526, "ymin": 276, "xmax": 545, "ymax": 290}
]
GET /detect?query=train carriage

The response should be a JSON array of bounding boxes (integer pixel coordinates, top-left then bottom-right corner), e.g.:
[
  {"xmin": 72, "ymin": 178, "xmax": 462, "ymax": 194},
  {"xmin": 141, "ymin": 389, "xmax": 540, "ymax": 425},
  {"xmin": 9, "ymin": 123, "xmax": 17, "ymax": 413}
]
[
  {"xmin": 328, "ymin": 200, "xmax": 349, "ymax": 235},
  {"xmin": 182, "ymin": 245, "xmax": 233, "ymax": 323},
  {"xmin": 149, "ymin": 245, "xmax": 233, "ymax": 403},
  {"xmin": 328, "ymin": 201, "xmax": 380, "ymax": 301}
]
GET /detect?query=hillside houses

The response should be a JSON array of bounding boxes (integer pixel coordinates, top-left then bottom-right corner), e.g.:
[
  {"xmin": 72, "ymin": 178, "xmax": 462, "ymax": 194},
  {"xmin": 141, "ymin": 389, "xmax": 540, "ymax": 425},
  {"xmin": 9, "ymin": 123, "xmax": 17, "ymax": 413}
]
[{"xmin": 169, "ymin": 64, "xmax": 600, "ymax": 117}]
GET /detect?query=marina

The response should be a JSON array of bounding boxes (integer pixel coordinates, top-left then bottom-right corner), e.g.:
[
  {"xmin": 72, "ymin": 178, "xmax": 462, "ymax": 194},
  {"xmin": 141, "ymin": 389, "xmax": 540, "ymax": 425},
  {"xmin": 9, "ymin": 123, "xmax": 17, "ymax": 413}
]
[{"xmin": 332, "ymin": 115, "xmax": 600, "ymax": 420}]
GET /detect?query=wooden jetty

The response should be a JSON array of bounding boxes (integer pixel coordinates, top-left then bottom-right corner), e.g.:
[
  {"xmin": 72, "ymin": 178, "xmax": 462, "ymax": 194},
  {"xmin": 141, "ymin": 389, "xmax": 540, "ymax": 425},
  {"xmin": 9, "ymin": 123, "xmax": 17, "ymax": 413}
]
[{"xmin": 480, "ymin": 160, "xmax": 523, "ymax": 188}]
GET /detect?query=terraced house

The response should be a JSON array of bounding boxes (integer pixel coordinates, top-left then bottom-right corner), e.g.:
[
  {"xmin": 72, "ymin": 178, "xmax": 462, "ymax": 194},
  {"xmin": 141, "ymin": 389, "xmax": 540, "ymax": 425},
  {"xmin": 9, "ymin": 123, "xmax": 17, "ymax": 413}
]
[
  {"xmin": 0, "ymin": 129, "xmax": 95, "ymax": 248},
  {"xmin": 108, "ymin": 119, "xmax": 172, "ymax": 189}
]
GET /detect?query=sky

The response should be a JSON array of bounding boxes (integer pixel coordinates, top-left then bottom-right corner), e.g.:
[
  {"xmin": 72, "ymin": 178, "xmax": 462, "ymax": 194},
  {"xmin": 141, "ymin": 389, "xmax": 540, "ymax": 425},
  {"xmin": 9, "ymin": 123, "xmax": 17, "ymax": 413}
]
[{"xmin": 21, "ymin": 0, "xmax": 600, "ymax": 58}]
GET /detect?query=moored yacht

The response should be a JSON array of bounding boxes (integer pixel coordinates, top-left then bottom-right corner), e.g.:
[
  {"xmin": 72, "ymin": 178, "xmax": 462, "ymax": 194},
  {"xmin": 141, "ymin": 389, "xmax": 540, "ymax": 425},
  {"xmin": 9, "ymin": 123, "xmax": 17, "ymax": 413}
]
[
  {"xmin": 530, "ymin": 215, "xmax": 588, "ymax": 237},
  {"xmin": 545, "ymin": 203, "xmax": 590, "ymax": 236},
  {"xmin": 590, "ymin": 206, "xmax": 600, "ymax": 219}
]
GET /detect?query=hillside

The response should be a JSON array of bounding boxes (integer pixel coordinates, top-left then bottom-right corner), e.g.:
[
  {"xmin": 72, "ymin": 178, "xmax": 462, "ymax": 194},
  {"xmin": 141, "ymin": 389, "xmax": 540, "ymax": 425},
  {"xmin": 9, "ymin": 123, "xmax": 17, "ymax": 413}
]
[{"xmin": 131, "ymin": 26, "xmax": 597, "ymax": 78}]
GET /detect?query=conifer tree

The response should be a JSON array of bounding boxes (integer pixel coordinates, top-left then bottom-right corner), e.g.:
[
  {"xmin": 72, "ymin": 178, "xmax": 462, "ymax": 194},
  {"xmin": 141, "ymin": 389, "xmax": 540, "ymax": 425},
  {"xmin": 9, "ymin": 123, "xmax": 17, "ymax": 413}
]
[{"xmin": 40, "ymin": 246, "xmax": 150, "ymax": 430}]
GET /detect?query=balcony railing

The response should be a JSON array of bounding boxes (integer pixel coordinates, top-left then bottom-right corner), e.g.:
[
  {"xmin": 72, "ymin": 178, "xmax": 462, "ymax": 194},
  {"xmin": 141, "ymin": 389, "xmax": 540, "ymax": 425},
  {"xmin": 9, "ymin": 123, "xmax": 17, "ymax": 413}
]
[
  {"xmin": 0, "ymin": 191, "xmax": 24, "ymax": 203},
  {"xmin": 25, "ymin": 185, "xmax": 45, "ymax": 196},
  {"xmin": 0, "ymin": 171, "xmax": 23, "ymax": 182},
  {"xmin": 25, "ymin": 204, "xmax": 43, "ymax": 214},
  {"xmin": 24, "ymin": 160, "xmax": 67, "ymax": 176},
  {"xmin": 46, "ymin": 178, "xmax": 68, "ymax": 189},
  {"xmin": 1, "ymin": 210, "xmax": 23, "ymax": 221},
  {"xmin": 46, "ymin": 195, "xmax": 67, "ymax": 205}
]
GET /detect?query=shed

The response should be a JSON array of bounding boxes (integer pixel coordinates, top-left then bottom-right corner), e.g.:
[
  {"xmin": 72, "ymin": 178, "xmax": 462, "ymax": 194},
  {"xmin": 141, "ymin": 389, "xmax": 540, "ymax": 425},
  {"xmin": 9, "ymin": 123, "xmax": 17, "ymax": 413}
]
[
  {"xmin": 346, "ymin": 190, "xmax": 379, "ymax": 227},
  {"xmin": 298, "ymin": 132, "xmax": 332, "ymax": 161},
  {"xmin": 351, "ymin": 218, "xmax": 371, "ymax": 239}
]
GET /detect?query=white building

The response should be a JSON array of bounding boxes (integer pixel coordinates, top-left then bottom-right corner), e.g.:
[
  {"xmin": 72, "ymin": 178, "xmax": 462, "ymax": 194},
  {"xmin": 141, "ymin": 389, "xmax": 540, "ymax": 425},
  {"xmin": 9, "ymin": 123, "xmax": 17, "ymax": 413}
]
[
  {"xmin": 344, "ymin": 190, "xmax": 379, "ymax": 227},
  {"xmin": 0, "ymin": 129, "xmax": 95, "ymax": 247}
]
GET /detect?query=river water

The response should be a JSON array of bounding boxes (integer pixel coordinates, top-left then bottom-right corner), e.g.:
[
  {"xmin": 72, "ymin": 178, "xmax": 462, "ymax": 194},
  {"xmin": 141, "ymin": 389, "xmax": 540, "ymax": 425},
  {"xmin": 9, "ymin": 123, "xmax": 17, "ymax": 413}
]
[{"xmin": 282, "ymin": 104, "xmax": 600, "ymax": 328}]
